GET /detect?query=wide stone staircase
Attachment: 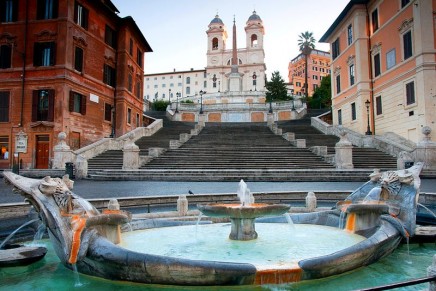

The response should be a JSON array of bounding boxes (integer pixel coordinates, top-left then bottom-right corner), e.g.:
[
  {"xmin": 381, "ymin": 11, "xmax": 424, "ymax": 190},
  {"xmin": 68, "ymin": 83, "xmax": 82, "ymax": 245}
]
[
  {"xmin": 87, "ymin": 112, "xmax": 195, "ymax": 171},
  {"xmin": 88, "ymin": 110, "xmax": 398, "ymax": 181},
  {"xmin": 277, "ymin": 110, "xmax": 398, "ymax": 169}
]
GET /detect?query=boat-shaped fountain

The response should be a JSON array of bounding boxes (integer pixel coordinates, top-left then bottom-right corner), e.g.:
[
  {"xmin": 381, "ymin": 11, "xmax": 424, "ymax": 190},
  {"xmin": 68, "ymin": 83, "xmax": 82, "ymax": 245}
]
[{"xmin": 2, "ymin": 163, "xmax": 424, "ymax": 286}]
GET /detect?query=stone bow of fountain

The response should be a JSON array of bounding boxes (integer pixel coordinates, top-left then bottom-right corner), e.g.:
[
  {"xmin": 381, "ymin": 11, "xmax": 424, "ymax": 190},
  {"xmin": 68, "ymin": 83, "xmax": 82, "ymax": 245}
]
[
  {"xmin": 197, "ymin": 180, "xmax": 290, "ymax": 240},
  {"xmin": 2, "ymin": 163, "xmax": 426, "ymax": 286}
]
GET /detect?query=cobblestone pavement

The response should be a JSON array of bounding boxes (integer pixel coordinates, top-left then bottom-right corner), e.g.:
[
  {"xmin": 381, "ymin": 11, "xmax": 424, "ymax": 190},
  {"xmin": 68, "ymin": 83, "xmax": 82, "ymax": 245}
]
[{"xmin": 1, "ymin": 179, "xmax": 436, "ymax": 204}]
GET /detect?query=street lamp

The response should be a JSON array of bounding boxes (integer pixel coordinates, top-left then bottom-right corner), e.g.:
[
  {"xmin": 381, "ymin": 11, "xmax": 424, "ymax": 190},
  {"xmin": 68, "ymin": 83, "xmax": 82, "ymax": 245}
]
[
  {"xmin": 266, "ymin": 90, "xmax": 273, "ymax": 113},
  {"xmin": 168, "ymin": 89, "xmax": 171, "ymax": 104},
  {"xmin": 175, "ymin": 92, "xmax": 180, "ymax": 113},
  {"xmin": 290, "ymin": 89, "xmax": 295, "ymax": 110},
  {"xmin": 199, "ymin": 90, "xmax": 206, "ymax": 114},
  {"xmin": 365, "ymin": 99, "xmax": 372, "ymax": 135},
  {"xmin": 252, "ymin": 72, "xmax": 257, "ymax": 91}
]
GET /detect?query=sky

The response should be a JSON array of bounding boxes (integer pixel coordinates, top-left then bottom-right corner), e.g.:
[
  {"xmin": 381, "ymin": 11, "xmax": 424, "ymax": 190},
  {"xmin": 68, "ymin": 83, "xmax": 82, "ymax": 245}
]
[{"xmin": 112, "ymin": 0, "xmax": 349, "ymax": 80}]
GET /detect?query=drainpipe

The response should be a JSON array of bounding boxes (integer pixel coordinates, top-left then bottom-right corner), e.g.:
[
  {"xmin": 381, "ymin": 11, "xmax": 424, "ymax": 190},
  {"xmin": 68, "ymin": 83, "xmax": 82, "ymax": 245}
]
[
  {"xmin": 20, "ymin": 0, "xmax": 28, "ymax": 127},
  {"xmin": 366, "ymin": 4, "xmax": 375, "ymax": 135}
]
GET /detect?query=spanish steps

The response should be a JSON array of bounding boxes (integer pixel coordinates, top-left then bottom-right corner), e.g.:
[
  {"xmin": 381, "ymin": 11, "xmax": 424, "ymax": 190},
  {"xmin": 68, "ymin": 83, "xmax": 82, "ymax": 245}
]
[{"xmin": 88, "ymin": 110, "xmax": 398, "ymax": 181}]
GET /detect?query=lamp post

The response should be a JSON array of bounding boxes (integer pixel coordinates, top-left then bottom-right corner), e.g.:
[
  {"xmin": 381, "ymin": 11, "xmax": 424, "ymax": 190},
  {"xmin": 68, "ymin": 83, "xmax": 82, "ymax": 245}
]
[
  {"xmin": 365, "ymin": 99, "xmax": 372, "ymax": 135},
  {"xmin": 199, "ymin": 90, "xmax": 205, "ymax": 114},
  {"xmin": 175, "ymin": 92, "xmax": 180, "ymax": 113},
  {"xmin": 168, "ymin": 89, "xmax": 171, "ymax": 104},
  {"xmin": 266, "ymin": 90, "xmax": 273, "ymax": 113},
  {"xmin": 252, "ymin": 72, "xmax": 257, "ymax": 91},
  {"xmin": 291, "ymin": 89, "xmax": 295, "ymax": 110}
]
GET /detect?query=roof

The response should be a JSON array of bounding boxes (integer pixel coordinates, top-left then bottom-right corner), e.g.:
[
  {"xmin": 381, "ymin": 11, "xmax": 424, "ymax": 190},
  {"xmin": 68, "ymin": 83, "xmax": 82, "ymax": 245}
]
[
  {"xmin": 247, "ymin": 10, "xmax": 262, "ymax": 22},
  {"xmin": 120, "ymin": 16, "xmax": 153, "ymax": 52},
  {"xmin": 144, "ymin": 68, "xmax": 206, "ymax": 77},
  {"xmin": 210, "ymin": 14, "xmax": 224, "ymax": 25},
  {"xmin": 319, "ymin": 0, "xmax": 368, "ymax": 42}
]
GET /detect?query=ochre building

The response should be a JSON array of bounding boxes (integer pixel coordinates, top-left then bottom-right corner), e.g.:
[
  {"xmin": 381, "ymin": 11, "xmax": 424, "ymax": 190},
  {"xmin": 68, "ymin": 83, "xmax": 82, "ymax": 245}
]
[
  {"xmin": 320, "ymin": 0, "xmax": 435, "ymax": 142},
  {"xmin": 0, "ymin": 0, "xmax": 152, "ymax": 169}
]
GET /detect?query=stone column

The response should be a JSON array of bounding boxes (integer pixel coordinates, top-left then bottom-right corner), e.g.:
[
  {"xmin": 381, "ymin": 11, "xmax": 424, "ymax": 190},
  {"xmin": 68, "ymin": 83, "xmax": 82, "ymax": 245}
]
[
  {"xmin": 306, "ymin": 192, "xmax": 317, "ymax": 212},
  {"xmin": 122, "ymin": 134, "xmax": 140, "ymax": 170},
  {"xmin": 74, "ymin": 154, "xmax": 88, "ymax": 179},
  {"xmin": 177, "ymin": 195, "xmax": 188, "ymax": 216},
  {"xmin": 52, "ymin": 132, "xmax": 73, "ymax": 169},
  {"xmin": 414, "ymin": 126, "xmax": 436, "ymax": 170},
  {"xmin": 335, "ymin": 131, "xmax": 353, "ymax": 169}
]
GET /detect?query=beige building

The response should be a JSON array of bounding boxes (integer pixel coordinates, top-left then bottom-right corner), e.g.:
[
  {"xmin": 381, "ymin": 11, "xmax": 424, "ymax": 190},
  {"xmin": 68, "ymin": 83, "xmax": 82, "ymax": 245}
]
[{"xmin": 320, "ymin": 0, "xmax": 436, "ymax": 143}]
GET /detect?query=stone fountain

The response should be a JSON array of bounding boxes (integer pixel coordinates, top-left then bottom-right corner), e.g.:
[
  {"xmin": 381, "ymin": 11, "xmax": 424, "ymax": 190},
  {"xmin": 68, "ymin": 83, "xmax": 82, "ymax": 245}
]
[
  {"xmin": 2, "ymin": 163, "xmax": 425, "ymax": 286},
  {"xmin": 197, "ymin": 180, "xmax": 290, "ymax": 240}
]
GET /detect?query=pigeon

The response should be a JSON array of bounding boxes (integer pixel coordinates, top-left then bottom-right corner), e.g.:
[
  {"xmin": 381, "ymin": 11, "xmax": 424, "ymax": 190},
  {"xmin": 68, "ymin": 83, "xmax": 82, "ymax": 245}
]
[{"xmin": 188, "ymin": 190, "xmax": 194, "ymax": 195}]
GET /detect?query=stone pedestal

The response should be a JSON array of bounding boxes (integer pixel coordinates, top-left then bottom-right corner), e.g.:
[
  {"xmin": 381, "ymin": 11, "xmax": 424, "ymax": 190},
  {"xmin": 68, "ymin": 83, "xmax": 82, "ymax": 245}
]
[
  {"xmin": 52, "ymin": 132, "xmax": 73, "ymax": 169},
  {"xmin": 74, "ymin": 155, "xmax": 88, "ymax": 179},
  {"xmin": 180, "ymin": 133, "xmax": 191, "ymax": 143},
  {"xmin": 295, "ymin": 139, "xmax": 306, "ymax": 148},
  {"xmin": 414, "ymin": 126, "xmax": 436, "ymax": 170},
  {"xmin": 103, "ymin": 199, "xmax": 122, "ymax": 244},
  {"xmin": 267, "ymin": 114, "xmax": 274, "ymax": 126},
  {"xmin": 306, "ymin": 192, "xmax": 317, "ymax": 212},
  {"xmin": 335, "ymin": 131, "xmax": 353, "ymax": 169},
  {"xmin": 283, "ymin": 132, "xmax": 295, "ymax": 142},
  {"xmin": 122, "ymin": 134, "xmax": 140, "ymax": 170},
  {"xmin": 230, "ymin": 218, "xmax": 257, "ymax": 241},
  {"xmin": 177, "ymin": 195, "xmax": 188, "ymax": 216}
]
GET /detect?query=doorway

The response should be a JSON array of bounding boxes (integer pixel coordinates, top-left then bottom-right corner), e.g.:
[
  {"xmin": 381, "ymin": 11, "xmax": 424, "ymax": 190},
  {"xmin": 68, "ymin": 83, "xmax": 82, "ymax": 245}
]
[{"xmin": 35, "ymin": 135, "xmax": 50, "ymax": 169}]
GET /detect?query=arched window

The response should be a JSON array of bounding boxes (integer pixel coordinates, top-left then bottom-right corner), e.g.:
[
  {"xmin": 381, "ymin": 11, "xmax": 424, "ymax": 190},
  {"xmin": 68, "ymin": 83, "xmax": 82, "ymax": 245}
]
[
  {"xmin": 212, "ymin": 37, "xmax": 218, "ymax": 50},
  {"xmin": 251, "ymin": 34, "xmax": 258, "ymax": 47}
]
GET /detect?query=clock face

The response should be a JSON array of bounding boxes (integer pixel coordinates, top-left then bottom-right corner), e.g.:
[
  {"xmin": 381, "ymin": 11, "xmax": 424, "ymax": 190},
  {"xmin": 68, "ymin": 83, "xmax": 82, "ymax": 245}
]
[
  {"xmin": 250, "ymin": 53, "xmax": 258, "ymax": 63},
  {"xmin": 211, "ymin": 56, "xmax": 218, "ymax": 64}
]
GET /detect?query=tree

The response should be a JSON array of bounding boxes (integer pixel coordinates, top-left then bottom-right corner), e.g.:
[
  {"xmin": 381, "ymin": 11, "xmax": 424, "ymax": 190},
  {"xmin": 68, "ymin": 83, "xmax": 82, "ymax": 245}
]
[
  {"xmin": 310, "ymin": 74, "xmax": 331, "ymax": 109},
  {"xmin": 297, "ymin": 31, "xmax": 316, "ymax": 102},
  {"xmin": 265, "ymin": 71, "xmax": 288, "ymax": 102}
]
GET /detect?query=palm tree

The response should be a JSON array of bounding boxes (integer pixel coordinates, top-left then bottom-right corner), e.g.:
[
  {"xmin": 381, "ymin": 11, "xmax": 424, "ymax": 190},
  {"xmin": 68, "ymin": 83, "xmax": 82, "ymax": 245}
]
[{"xmin": 298, "ymin": 31, "xmax": 316, "ymax": 104}]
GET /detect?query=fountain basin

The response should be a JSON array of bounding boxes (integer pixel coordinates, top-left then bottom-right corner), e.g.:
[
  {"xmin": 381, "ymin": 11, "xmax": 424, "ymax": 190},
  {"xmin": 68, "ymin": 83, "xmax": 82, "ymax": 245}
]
[{"xmin": 197, "ymin": 203, "xmax": 290, "ymax": 240}]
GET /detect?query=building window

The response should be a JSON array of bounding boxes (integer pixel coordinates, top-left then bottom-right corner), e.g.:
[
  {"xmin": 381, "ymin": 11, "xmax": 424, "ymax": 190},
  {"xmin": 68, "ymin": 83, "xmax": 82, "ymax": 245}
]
[
  {"xmin": 37, "ymin": 0, "xmax": 58, "ymax": 20},
  {"xmin": 105, "ymin": 25, "xmax": 116, "ymax": 48},
  {"xmin": 375, "ymin": 96, "xmax": 382, "ymax": 115},
  {"xmin": 136, "ymin": 113, "xmax": 140, "ymax": 127},
  {"xmin": 204, "ymin": 81, "xmax": 207, "ymax": 88},
  {"xmin": 332, "ymin": 37, "xmax": 340, "ymax": 60},
  {"xmin": 74, "ymin": 46, "xmax": 83, "ymax": 72},
  {"xmin": 403, "ymin": 30, "xmax": 413, "ymax": 60},
  {"xmin": 33, "ymin": 42, "xmax": 56, "ymax": 67},
  {"xmin": 374, "ymin": 53, "xmax": 381, "ymax": 77},
  {"xmin": 103, "ymin": 64, "xmax": 116, "ymax": 87},
  {"xmin": 251, "ymin": 34, "xmax": 258, "ymax": 47},
  {"xmin": 104, "ymin": 103, "xmax": 112, "ymax": 121},
  {"xmin": 186, "ymin": 87, "xmax": 190, "ymax": 95},
  {"xmin": 74, "ymin": 1, "xmax": 88, "ymax": 29},
  {"xmin": 405, "ymin": 81, "xmax": 415, "ymax": 105},
  {"xmin": 371, "ymin": 8, "xmax": 379, "ymax": 33},
  {"xmin": 337, "ymin": 109, "xmax": 342, "ymax": 125},
  {"xmin": 127, "ymin": 108, "xmax": 131, "ymax": 124},
  {"xmin": 137, "ymin": 48, "xmax": 142, "ymax": 65},
  {"xmin": 401, "ymin": 0, "xmax": 410, "ymax": 8},
  {"xmin": 386, "ymin": 49, "xmax": 396, "ymax": 70},
  {"xmin": 0, "ymin": 0, "xmax": 18, "ymax": 22},
  {"xmin": 162, "ymin": 84, "xmax": 166, "ymax": 88},
  {"xmin": 212, "ymin": 38, "xmax": 218, "ymax": 50},
  {"xmin": 135, "ymin": 80, "xmax": 141, "ymax": 98},
  {"xmin": 128, "ymin": 74, "xmax": 133, "ymax": 92},
  {"xmin": 336, "ymin": 75, "xmax": 341, "ymax": 94},
  {"xmin": 0, "ymin": 91, "xmax": 10, "ymax": 122},
  {"xmin": 0, "ymin": 44, "xmax": 11, "ymax": 69},
  {"xmin": 69, "ymin": 91, "xmax": 86, "ymax": 115},
  {"xmin": 347, "ymin": 24, "xmax": 353, "ymax": 45},
  {"xmin": 349, "ymin": 64, "xmax": 355, "ymax": 86},
  {"xmin": 296, "ymin": 82, "xmax": 301, "ymax": 87},
  {"xmin": 32, "ymin": 89, "xmax": 54, "ymax": 122},
  {"xmin": 186, "ymin": 77, "xmax": 191, "ymax": 84},
  {"xmin": 351, "ymin": 102, "xmax": 356, "ymax": 121},
  {"xmin": 0, "ymin": 136, "xmax": 9, "ymax": 160},
  {"xmin": 129, "ymin": 38, "xmax": 133, "ymax": 56}
]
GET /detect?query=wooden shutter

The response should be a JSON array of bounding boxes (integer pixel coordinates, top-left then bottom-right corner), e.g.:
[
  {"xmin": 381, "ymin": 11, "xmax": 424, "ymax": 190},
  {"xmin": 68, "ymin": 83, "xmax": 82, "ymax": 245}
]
[
  {"xmin": 69, "ymin": 91, "xmax": 74, "ymax": 112},
  {"xmin": 47, "ymin": 89, "xmax": 54, "ymax": 122},
  {"xmin": 80, "ymin": 94, "xmax": 86, "ymax": 115},
  {"xmin": 32, "ymin": 90, "xmax": 38, "ymax": 122}
]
